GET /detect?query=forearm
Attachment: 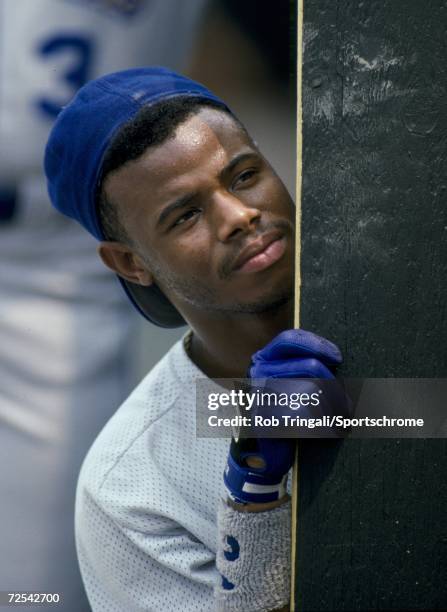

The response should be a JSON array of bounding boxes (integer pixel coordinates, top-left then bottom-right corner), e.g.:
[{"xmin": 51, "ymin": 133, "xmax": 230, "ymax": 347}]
[
  {"xmin": 230, "ymin": 496, "xmax": 290, "ymax": 611},
  {"xmin": 214, "ymin": 495, "xmax": 291, "ymax": 612}
]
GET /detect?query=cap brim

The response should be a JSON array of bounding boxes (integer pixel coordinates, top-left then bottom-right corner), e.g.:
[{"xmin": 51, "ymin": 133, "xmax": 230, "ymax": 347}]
[{"xmin": 118, "ymin": 277, "xmax": 186, "ymax": 328}]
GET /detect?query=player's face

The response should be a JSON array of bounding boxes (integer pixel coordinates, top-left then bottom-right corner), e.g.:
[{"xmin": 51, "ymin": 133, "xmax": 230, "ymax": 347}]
[{"xmin": 105, "ymin": 108, "xmax": 295, "ymax": 316}]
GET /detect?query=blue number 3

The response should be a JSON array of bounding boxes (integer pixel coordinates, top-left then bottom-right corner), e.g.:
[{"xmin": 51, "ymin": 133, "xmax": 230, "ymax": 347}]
[{"xmin": 36, "ymin": 34, "xmax": 94, "ymax": 119}]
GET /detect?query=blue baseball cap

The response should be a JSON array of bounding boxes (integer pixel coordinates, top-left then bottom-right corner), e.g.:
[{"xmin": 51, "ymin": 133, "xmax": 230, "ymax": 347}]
[{"xmin": 44, "ymin": 66, "xmax": 229, "ymax": 328}]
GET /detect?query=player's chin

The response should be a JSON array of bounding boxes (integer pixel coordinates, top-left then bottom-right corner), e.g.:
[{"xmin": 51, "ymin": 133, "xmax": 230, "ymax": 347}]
[
  {"xmin": 232, "ymin": 276, "xmax": 294, "ymax": 314},
  {"xmin": 234, "ymin": 288, "xmax": 293, "ymax": 315}
]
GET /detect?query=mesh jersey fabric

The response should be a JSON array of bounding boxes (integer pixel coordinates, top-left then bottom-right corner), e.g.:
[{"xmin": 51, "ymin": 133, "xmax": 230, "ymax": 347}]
[
  {"xmin": 76, "ymin": 336, "xmax": 227, "ymax": 610},
  {"xmin": 75, "ymin": 336, "xmax": 291, "ymax": 610}
]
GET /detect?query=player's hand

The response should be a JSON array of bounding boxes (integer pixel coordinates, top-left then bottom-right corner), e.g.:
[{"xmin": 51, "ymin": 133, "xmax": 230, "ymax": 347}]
[
  {"xmin": 223, "ymin": 329, "xmax": 344, "ymax": 505},
  {"xmin": 250, "ymin": 328, "xmax": 341, "ymax": 378}
]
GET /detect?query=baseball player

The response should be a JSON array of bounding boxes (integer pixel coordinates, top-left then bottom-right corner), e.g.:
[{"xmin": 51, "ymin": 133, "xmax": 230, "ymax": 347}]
[
  {"xmin": 0, "ymin": 1, "xmax": 207, "ymax": 609},
  {"xmin": 44, "ymin": 67, "xmax": 345, "ymax": 611}
]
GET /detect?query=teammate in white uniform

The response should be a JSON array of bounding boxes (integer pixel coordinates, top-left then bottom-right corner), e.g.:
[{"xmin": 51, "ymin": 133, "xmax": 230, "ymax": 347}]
[{"xmin": 0, "ymin": 1, "xmax": 206, "ymax": 609}]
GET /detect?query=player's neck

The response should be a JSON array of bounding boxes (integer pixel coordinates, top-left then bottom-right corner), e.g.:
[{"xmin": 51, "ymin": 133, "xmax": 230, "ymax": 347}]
[{"xmin": 187, "ymin": 298, "xmax": 294, "ymax": 379}]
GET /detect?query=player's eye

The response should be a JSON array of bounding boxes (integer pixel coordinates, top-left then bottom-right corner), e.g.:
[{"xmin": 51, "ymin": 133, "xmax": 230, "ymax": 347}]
[
  {"xmin": 172, "ymin": 208, "xmax": 201, "ymax": 228},
  {"xmin": 233, "ymin": 169, "xmax": 257, "ymax": 189}
]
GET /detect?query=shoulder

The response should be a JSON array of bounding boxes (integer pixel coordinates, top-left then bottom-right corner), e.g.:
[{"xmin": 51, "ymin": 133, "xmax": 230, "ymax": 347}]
[
  {"xmin": 76, "ymin": 335, "xmax": 228, "ymax": 539},
  {"xmin": 77, "ymin": 337, "xmax": 198, "ymax": 493}
]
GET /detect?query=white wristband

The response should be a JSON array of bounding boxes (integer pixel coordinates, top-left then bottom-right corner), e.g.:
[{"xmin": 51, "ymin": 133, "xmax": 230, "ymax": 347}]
[{"xmin": 214, "ymin": 497, "xmax": 291, "ymax": 611}]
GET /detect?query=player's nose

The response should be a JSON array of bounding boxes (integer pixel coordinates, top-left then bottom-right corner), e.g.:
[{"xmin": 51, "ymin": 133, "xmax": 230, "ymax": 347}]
[{"xmin": 212, "ymin": 191, "xmax": 261, "ymax": 242}]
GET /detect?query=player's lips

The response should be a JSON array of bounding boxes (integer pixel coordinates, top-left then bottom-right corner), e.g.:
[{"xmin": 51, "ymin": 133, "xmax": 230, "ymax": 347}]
[{"xmin": 232, "ymin": 231, "xmax": 287, "ymax": 274}]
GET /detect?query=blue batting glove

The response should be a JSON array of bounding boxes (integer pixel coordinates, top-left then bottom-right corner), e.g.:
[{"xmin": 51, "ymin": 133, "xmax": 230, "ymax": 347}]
[
  {"xmin": 224, "ymin": 329, "xmax": 343, "ymax": 505},
  {"xmin": 250, "ymin": 328, "xmax": 342, "ymax": 378}
]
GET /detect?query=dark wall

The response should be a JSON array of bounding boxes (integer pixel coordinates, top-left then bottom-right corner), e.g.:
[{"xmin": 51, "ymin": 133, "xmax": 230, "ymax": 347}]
[
  {"xmin": 296, "ymin": 1, "xmax": 447, "ymax": 609},
  {"xmin": 300, "ymin": 0, "xmax": 446, "ymax": 378}
]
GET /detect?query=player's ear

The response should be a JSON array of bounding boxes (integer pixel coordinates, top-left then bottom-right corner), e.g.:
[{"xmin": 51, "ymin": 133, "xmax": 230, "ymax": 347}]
[{"xmin": 97, "ymin": 242, "xmax": 153, "ymax": 286}]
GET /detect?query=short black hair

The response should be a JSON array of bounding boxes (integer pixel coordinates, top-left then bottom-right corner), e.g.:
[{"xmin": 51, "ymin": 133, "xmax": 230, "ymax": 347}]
[{"xmin": 97, "ymin": 96, "xmax": 236, "ymax": 243}]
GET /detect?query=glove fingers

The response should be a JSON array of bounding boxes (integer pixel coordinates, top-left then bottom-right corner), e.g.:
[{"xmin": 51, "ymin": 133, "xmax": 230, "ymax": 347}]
[
  {"xmin": 250, "ymin": 357, "xmax": 335, "ymax": 380},
  {"xmin": 253, "ymin": 329, "xmax": 342, "ymax": 366}
]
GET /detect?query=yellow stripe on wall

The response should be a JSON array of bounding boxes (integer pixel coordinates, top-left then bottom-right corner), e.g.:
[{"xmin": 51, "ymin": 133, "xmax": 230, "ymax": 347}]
[{"xmin": 291, "ymin": 0, "xmax": 304, "ymax": 609}]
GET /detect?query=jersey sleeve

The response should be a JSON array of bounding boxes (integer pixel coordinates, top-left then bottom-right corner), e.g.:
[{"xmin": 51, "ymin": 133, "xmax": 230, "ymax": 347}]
[{"xmin": 76, "ymin": 481, "xmax": 217, "ymax": 611}]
